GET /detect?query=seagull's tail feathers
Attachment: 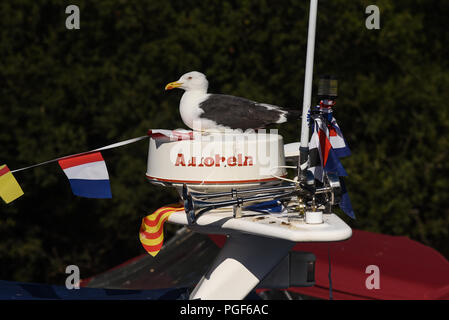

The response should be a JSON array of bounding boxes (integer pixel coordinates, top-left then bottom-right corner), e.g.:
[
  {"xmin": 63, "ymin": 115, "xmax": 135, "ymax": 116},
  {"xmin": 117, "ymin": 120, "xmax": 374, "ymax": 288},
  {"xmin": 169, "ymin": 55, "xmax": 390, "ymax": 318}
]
[{"xmin": 276, "ymin": 109, "xmax": 302, "ymax": 123}]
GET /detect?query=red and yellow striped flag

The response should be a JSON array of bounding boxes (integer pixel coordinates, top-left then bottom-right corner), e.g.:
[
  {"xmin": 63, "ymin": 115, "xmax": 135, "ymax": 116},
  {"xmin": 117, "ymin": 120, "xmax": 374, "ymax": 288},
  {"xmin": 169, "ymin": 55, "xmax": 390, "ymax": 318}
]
[{"xmin": 139, "ymin": 203, "xmax": 184, "ymax": 257}]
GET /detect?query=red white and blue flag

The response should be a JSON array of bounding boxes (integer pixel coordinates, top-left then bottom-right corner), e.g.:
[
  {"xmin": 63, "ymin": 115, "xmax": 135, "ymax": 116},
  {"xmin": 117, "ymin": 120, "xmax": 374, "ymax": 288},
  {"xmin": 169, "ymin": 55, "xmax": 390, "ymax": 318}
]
[
  {"xmin": 308, "ymin": 117, "xmax": 348, "ymax": 181},
  {"xmin": 329, "ymin": 117, "xmax": 351, "ymax": 158},
  {"xmin": 58, "ymin": 152, "xmax": 112, "ymax": 199},
  {"xmin": 308, "ymin": 116, "xmax": 355, "ymax": 219},
  {"xmin": 318, "ymin": 122, "xmax": 348, "ymax": 177}
]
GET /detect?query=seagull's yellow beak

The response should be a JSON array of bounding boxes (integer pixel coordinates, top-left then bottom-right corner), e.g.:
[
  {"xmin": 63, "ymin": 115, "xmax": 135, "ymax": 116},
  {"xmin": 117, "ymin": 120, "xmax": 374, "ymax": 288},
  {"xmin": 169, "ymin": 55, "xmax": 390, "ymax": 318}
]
[{"xmin": 165, "ymin": 81, "xmax": 183, "ymax": 90}]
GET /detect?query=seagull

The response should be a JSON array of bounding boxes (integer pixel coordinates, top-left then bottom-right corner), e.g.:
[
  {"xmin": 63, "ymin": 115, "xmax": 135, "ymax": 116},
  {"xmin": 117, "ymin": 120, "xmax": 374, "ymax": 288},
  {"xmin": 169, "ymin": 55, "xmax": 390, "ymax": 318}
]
[{"xmin": 165, "ymin": 71, "xmax": 300, "ymax": 132}]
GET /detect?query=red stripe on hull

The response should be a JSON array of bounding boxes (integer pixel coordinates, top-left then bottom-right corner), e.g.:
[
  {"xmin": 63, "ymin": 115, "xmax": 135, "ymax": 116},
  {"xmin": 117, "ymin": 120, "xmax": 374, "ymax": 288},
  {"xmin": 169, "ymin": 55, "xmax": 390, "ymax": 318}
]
[{"xmin": 146, "ymin": 175, "xmax": 284, "ymax": 184}]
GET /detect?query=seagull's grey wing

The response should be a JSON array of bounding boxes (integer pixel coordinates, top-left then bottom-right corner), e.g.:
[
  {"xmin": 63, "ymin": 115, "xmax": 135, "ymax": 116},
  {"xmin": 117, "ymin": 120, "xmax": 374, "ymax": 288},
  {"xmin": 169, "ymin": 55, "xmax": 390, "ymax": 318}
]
[{"xmin": 198, "ymin": 94, "xmax": 287, "ymax": 130}]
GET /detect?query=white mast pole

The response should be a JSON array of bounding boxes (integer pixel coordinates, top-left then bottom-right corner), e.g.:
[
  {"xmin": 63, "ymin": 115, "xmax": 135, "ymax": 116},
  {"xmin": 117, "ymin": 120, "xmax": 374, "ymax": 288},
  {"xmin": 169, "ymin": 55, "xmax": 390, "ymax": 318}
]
[{"xmin": 299, "ymin": 0, "xmax": 318, "ymax": 179}]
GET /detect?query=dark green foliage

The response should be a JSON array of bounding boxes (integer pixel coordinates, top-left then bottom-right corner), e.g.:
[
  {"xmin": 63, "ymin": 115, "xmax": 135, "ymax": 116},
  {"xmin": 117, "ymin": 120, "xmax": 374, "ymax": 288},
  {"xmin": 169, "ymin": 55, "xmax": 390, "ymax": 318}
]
[{"xmin": 0, "ymin": 0, "xmax": 447, "ymax": 284}]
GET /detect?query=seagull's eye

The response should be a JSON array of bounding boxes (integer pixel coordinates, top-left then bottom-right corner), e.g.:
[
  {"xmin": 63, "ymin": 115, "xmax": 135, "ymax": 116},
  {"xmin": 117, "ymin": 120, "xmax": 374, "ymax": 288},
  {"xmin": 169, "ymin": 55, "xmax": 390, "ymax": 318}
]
[{"xmin": 188, "ymin": 76, "xmax": 192, "ymax": 80}]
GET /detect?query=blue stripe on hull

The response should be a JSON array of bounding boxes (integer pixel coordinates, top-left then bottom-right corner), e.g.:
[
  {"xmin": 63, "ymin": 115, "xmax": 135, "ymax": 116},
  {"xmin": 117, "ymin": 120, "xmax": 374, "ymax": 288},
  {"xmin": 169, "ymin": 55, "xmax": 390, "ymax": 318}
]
[{"xmin": 68, "ymin": 179, "xmax": 112, "ymax": 199}]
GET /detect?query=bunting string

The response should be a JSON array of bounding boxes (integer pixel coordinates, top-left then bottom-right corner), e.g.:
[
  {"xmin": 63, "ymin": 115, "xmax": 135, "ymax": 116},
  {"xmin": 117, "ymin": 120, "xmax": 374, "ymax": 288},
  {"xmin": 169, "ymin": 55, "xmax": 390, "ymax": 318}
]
[
  {"xmin": 1, "ymin": 130, "xmax": 192, "ymax": 203},
  {"xmin": 11, "ymin": 135, "xmax": 149, "ymax": 174}
]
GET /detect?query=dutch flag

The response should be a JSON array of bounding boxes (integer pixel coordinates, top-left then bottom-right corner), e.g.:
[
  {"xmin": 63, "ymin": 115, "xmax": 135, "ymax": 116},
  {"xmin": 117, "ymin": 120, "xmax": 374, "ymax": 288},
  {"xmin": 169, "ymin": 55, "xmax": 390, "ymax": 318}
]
[{"xmin": 58, "ymin": 152, "xmax": 112, "ymax": 199}]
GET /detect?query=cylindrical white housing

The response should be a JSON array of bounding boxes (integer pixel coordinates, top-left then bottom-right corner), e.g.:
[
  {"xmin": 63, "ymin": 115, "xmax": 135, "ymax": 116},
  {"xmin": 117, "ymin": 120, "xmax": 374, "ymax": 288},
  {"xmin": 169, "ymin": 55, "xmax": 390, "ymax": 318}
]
[{"xmin": 146, "ymin": 132, "xmax": 287, "ymax": 192}]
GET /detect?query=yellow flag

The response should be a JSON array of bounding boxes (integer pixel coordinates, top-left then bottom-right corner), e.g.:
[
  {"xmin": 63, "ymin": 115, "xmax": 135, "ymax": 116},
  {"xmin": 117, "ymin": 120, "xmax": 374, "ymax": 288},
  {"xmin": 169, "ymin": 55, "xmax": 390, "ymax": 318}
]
[{"xmin": 0, "ymin": 165, "xmax": 24, "ymax": 203}]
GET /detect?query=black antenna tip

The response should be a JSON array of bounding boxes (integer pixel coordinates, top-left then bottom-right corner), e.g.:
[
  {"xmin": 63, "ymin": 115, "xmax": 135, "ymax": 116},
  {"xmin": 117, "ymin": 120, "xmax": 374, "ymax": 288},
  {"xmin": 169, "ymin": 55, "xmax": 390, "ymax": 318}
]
[{"xmin": 318, "ymin": 75, "xmax": 338, "ymax": 99}]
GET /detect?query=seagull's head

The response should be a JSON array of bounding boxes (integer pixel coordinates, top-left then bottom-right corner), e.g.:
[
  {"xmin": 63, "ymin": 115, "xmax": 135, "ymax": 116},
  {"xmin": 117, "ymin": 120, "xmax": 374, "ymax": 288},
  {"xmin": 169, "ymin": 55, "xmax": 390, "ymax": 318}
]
[{"xmin": 165, "ymin": 71, "xmax": 208, "ymax": 92}]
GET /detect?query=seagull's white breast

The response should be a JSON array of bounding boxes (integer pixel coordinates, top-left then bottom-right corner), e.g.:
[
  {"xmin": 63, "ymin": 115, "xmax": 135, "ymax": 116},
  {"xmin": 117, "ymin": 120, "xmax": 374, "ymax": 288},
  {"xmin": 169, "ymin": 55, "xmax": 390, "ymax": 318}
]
[{"xmin": 179, "ymin": 91, "xmax": 214, "ymax": 130}]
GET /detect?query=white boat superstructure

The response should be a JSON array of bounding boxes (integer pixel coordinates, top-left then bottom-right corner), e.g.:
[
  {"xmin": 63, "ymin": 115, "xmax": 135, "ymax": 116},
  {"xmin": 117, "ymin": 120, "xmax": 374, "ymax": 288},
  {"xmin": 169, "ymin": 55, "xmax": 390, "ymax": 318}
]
[{"xmin": 144, "ymin": 0, "xmax": 352, "ymax": 300}]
